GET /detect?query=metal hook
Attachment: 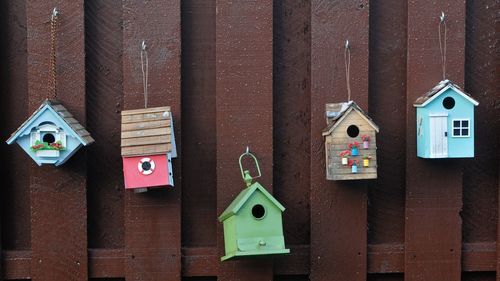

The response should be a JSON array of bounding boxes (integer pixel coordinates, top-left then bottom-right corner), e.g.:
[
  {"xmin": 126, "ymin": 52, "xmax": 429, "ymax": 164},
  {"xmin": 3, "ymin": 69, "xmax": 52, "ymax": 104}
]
[
  {"xmin": 51, "ymin": 7, "xmax": 59, "ymax": 20},
  {"xmin": 246, "ymin": 146, "xmax": 249, "ymax": 154},
  {"xmin": 345, "ymin": 39, "xmax": 350, "ymax": 49},
  {"xmin": 141, "ymin": 40, "xmax": 147, "ymax": 51},
  {"xmin": 440, "ymin": 11, "xmax": 445, "ymax": 22}
]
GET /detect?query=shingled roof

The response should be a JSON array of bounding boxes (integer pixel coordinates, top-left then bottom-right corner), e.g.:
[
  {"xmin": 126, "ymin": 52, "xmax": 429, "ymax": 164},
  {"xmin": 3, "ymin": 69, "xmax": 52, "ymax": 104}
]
[
  {"xmin": 121, "ymin": 106, "xmax": 175, "ymax": 157},
  {"xmin": 322, "ymin": 101, "xmax": 379, "ymax": 136},
  {"xmin": 6, "ymin": 99, "xmax": 94, "ymax": 145},
  {"xmin": 413, "ymin": 79, "xmax": 479, "ymax": 107}
]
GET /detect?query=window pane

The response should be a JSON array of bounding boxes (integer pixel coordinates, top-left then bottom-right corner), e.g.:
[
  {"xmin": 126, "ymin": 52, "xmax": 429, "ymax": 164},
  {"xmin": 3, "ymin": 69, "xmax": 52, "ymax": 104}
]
[
  {"xmin": 454, "ymin": 129, "xmax": 461, "ymax": 136},
  {"xmin": 462, "ymin": 120, "xmax": 469, "ymax": 127},
  {"xmin": 462, "ymin": 129, "xmax": 469, "ymax": 136},
  {"xmin": 453, "ymin": 120, "xmax": 460, "ymax": 127}
]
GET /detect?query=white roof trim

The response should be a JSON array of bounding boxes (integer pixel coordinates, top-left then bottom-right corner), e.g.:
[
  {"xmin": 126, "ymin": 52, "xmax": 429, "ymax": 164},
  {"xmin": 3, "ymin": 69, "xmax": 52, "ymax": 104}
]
[{"xmin": 414, "ymin": 84, "xmax": 480, "ymax": 107}]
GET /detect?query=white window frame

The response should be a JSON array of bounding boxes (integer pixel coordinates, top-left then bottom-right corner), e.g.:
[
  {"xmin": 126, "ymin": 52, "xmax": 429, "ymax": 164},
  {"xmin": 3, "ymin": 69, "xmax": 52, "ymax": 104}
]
[{"xmin": 452, "ymin": 118, "xmax": 470, "ymax": 138}]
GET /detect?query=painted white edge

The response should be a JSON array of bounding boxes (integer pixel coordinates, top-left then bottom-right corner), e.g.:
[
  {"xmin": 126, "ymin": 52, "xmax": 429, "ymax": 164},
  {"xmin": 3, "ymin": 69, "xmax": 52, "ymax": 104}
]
[
  {"xmin": 414, "ymin": 84, "xmax": 480, "ymax": 108},
  {"xmin": 451, "ymin": 118, "xmax": 471, "ymax": 137}
]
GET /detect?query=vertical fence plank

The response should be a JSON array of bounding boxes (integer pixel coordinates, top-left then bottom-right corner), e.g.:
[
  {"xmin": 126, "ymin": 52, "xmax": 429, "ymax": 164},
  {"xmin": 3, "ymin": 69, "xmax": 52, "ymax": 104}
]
[
  {"xmin": 215, "ymin": 0, "xmax": 274, "ymax": 280},
  {"xmin": 85, "ymin": 0, "xmax": 125, "ymax": 250},
  {"xmin": 310, "ymin": 1, "xmax": 370, "ymax": 280},
  {"xmin": 181, "ymin": 0, "xmax": 217, "ymax": 249},
  {"xmin": 26, "ymin": 1, "xmax": 88, "ymax": 280},
  {"xmin": 404, "ymin": 1, "xmax": 465, "ymax": 280},
  {"xmin": 122, "ymin": 0, "xmax": 182, "ymax": 279},
  {"xmin": 367, "ymin": 0, "xmax": 407, "ymax": 246}
]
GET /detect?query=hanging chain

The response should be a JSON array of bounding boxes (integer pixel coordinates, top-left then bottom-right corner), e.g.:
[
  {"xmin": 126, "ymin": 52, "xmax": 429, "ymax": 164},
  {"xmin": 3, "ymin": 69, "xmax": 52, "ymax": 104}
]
[
  {"xmin": 140, "ymin": 41, "xmax": 149, "ymax": 108},
  {"xmin": 50, "ymin": 8, "xmax": 59, "ymax": 99},
  {"xmin": 438, "ymin": 12, "xmax": 447, "ymax": 80},
  {"xmin": 344, "ymin": 40, "xmax": 352, "ymax": 101}
]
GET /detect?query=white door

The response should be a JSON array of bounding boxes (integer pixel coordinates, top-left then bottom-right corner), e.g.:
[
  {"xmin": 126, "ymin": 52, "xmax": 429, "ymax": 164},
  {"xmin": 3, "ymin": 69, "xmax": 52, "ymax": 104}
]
[{"xmin": 429, "ymin": 115, "xmax": 448, "ymax": 158}]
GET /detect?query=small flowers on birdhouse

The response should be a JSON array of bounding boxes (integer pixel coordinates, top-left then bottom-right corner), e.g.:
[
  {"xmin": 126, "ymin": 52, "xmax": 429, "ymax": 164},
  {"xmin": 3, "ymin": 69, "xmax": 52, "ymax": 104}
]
[
  {"xmin": 348, "ymin": 141, "xmax": 360, "ymax": 156},
  {"xmin": 322, "ymin": 101, "xmax": 379, "ymax": 181},
  {"xmin": 339, "ymin": 150, "xmax": 351, "ymax": 165},
  {"xmin": 349, "ymin": 159, "xmax": 359, "ymax": 174},
  {"xmin": 362, "ymin": 155, "xmax": 371, "ymax": 167},
  {"xmin": 361, "ymin": 135, "xmax": 370, "ymax": 149},
  {"xmin": 6, "ymin": 99, "xmax": 94, "ymax": 166}
]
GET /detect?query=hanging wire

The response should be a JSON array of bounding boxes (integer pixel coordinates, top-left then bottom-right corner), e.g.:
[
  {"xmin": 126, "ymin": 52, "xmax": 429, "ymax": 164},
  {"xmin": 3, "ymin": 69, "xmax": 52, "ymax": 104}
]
[
  {"xmin": 140, "ymin": 41, "xmax": 149, "ymax": 108},
  {"xmin": 438, "ymin": 11, "xmax": 447, "ymax": 80},
  {"xmin": 49, "ymin": 8, "xmax": 59, "ymax": 99},
  {"xmin": 344, "ymin": 40, "xmax": 351, "ymax": 101}
]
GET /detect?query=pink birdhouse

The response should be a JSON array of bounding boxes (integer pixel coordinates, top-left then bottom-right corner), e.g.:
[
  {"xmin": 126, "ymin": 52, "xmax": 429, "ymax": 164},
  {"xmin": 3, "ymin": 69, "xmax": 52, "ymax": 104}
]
[{"xmin": 121, "ymin": 106, "xmax": 177, "ymax": 191}]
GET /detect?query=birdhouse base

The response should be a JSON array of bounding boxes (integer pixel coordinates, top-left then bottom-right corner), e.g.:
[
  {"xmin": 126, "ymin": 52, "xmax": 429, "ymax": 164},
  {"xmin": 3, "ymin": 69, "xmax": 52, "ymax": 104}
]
[{"xmin": 221, "ymin": 248, "xmax": 290, "ymax": 261}]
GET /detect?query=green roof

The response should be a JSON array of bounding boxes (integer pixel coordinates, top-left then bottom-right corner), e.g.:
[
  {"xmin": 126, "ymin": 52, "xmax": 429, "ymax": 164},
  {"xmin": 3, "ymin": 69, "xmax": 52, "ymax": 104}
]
[{"xmin": 218, "ymin": 182, "xmax": 285, "ymax": 222}]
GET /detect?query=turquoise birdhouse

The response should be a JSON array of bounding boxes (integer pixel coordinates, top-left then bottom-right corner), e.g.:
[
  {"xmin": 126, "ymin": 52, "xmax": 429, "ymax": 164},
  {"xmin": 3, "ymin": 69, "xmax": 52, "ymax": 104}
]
[
  {"xmin": 414, "ymin": 80, "xmax": 479, "ymax": 158},
  {"xmin": 6, "ymin": 99, "xmax": 95, "ymax": 166},
  {"xmin": 218, "ymin": 151, "xmax": 290, "ymax": 261}
]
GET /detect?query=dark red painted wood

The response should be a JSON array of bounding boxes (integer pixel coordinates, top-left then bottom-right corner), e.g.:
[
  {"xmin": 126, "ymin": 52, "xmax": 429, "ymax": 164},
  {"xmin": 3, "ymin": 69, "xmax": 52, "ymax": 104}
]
[
  {"xmin": 181, "ymin": 0, "xmax": 217, "ymax": 249},
  {"xmin": 0, "ymin": 0, "xmax": 30, "ymax": 253},
  {"xmin": 26, "ymin": 1, "xmax": 88, "ymax": 280},
  {"xmin": 310, "ymin": 1, "xmax": 370, "ymax": 280},
  {"xmin": 405, "ymin": 1, "xmax": 466, "ymax": 280},
  {"xmin": 215, "ymin": 0, "xmax": 274, "ymax": 280},
  {"xmin": 367, "ymin": 0, "xmax": 407, "ymax": 246},
  {"xmin": 122, "ymin": 0, "xmax": 182, "ymax": 279},
  {"xmin": 85, "ymin": 0, "xmax": 125, "ymax": 250},
  {"xmin": 273, "ymin": 0, "xmax": 311, "ymax": 247}
]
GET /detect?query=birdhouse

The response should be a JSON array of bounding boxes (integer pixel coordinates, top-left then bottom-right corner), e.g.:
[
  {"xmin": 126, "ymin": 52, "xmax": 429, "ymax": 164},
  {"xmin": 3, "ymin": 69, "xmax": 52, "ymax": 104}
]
[
  {"xmin": 6, "ymin": 99, "xmax": 94, "ymax": 166},
  {"xmin": 322, "ymin": 101, "xmax": 379, "ymax": 181},
  {"xmin": 121, "ymin": 106, "xmax": 177, "ymax": 190},
  {"xmin": 414, "ymin": 80, "xmax": 479, "ymax": 158},
  {"xmin": 218, "ymin": 151, "xmax": 290, "ymax": 261}
]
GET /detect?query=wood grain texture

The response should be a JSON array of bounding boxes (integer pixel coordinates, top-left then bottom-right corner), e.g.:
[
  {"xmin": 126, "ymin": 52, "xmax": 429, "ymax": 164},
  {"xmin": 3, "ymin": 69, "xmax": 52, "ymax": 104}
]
[
  {"xmin": 85, "ymin": 0, "xmax": 124, "ymax": 249},
  {"xmin": 273, "ymin": 0, "xmax": 311, "ymax": 247},
  {"xmin": 215, "ymin": 0, "xmax": 274, "ymax": 280},
  {"xmin": 122, "ymin": 0, "xmax": 182, "ymax": 279},
  {"xmin": 26, "ymin": 1, "xmax": 88, "ymax": 280},
  {"xmin": 405, "ymin": 0, "xmax": 466, "ymax": 280},
  {"xmin": 310, "ymin": 0, "xmax": 369, "ymax": 280},
  {"xmin": 0, "ymin": 0, "xmax": 31, "ymax": 253},
  {"xmin": 181, "ymin": 0, "xmax": 217, "ymax": 249},
  {"xmin": 461, "ymin": 1, "xmax": 498, "ymax": 280},
  {"xmin": 367, "ymin": 0, "xmax": 407, "ymax": 245}
]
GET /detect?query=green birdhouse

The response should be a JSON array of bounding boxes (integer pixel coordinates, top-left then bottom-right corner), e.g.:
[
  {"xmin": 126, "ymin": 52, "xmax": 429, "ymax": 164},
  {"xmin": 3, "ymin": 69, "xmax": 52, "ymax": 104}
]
[{"xmin": 218, "ymin": 150, "xmax": 290, "ymax": 261}]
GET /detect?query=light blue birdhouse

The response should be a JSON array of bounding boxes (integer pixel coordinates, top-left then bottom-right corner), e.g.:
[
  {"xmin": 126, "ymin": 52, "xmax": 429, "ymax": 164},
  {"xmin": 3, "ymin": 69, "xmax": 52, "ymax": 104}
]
[
  {"xmin": 414, "ymin": 80, "xmax": 479, "ymax": 158},
  {"xmin": 6, "ymin": 99, "xmax": 95, "ymax": 166}
]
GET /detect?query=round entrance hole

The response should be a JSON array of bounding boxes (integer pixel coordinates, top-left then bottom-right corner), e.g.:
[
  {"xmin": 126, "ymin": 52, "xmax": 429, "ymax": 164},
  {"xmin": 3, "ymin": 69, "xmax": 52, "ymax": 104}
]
[
  {"xmin": 251, "ymin": 204, "xmax": 266, "ymax": 220},
  {"xmin": 443, "ymin": 97, "xmax": 455, "ymax": 109},
  {"xmin": 42, "ymin": 133, "xmax": 56, "ymax": 144},
  {"xmin": 141, "ymin": 161, "xmax": 152, "ymax": 171},
  {"xmin": 347, "ymin": 125, "xmax": 360, "ymax": 138}
]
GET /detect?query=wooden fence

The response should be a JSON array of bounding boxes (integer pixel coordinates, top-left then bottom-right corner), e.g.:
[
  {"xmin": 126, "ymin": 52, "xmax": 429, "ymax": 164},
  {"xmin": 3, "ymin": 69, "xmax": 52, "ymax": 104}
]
[{"xmin": 0, "ymin": 0, "xmax": 498, "ymax": 280}]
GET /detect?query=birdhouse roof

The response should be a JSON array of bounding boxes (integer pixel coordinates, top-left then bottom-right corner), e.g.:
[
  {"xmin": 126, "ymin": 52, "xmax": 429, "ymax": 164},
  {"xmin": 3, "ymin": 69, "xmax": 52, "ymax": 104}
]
[
  {"xmin": 121, "ymin": 106, "xmax": 174, "ymax": 157},
  {"xmin": 6, "ymin": 99, "xmax": 94, "ymax": 145},
  {"xmin": 413, "ymin": 79, "xmax": 479, "ymax": 107},
  {"xmin": 218, "ymin": 182, "xmax": 285, "ymax": 222},
  {"xmin": 322, "ymin": 101, "xmax": 379, "ymax": 136}
]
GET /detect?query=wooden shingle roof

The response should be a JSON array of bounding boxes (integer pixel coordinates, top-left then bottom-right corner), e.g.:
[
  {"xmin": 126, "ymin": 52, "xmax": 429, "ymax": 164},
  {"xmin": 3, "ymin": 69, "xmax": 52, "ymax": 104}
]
[
  {"xmin": 6, "ymin": 99, "xmax": 94, "ymax": 145},
  {"xmin": 121, "ymin": 106, "xmax": 173, "ymax": 157},
  {"xmin": 322, "ymin": 101, "xmax": 379, "ymax": 136},
  {"xmin": 413, "ymin": 79, "xmax": 479, "ymax": 107}
]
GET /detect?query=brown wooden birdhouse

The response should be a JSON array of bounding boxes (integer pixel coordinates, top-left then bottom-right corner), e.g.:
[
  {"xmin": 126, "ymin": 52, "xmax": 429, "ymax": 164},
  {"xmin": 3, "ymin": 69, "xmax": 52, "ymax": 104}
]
[
  {"xmin": 121, "ymin": 106, "xmax": 177, "ymax": 191},
  {"xmin": 322, "ymin": 101, "xmax": 379, "ymax": 181}
]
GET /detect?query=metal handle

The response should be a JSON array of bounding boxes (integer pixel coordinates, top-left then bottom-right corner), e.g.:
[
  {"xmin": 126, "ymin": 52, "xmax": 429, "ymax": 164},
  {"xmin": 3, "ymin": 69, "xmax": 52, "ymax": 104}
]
[{"xmin": 238, "ymin": 148, "xmax": 261, "ymax": 186}]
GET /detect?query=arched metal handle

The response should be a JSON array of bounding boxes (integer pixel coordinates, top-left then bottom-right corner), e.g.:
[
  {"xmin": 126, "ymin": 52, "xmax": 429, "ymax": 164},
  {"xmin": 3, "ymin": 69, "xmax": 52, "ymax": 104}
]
[{"xmin": 238, "ymin": 148, "xmax": 261, "ymax": 183}]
